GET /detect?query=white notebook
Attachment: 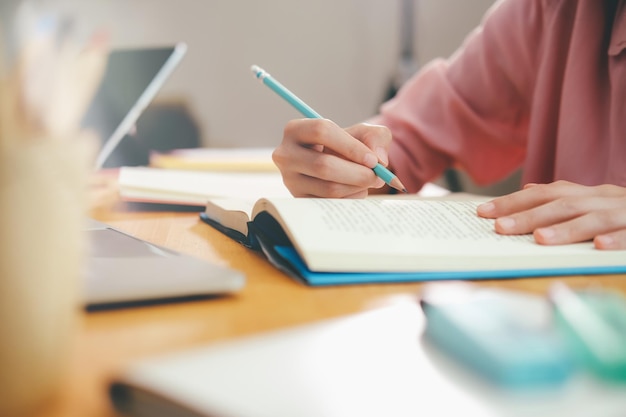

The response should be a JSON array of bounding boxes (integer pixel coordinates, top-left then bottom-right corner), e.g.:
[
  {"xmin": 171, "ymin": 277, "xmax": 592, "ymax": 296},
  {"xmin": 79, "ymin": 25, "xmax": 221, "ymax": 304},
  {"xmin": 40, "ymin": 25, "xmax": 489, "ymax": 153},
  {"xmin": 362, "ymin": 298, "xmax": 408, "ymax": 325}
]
[{"xmin": 109, "ymin": 296, "xmax": 626, "ymax": 417}]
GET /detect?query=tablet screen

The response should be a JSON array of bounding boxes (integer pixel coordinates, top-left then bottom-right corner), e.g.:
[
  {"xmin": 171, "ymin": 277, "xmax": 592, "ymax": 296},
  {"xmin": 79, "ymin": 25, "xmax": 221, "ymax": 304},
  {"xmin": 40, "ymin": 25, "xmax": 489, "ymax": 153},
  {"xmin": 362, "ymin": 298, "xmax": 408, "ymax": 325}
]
[{"xmin": 82, "ymin": 44, "xmax": 186, "ymax": 168}]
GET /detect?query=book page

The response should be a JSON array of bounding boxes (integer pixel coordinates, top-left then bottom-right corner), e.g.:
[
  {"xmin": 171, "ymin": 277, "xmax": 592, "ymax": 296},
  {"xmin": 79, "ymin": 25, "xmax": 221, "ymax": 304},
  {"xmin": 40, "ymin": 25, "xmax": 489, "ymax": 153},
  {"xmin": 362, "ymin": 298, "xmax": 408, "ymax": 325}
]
[
  {"xmin": 204, "ymin": 198, "xmax": 257, "ymax": 235},
  {"xmin": 259, "ymin": 198, "xmax": 625, "ymax": 272},
  {"xmin": 312, "ymin": 199, "xmax": 531, "ymax": 242}
]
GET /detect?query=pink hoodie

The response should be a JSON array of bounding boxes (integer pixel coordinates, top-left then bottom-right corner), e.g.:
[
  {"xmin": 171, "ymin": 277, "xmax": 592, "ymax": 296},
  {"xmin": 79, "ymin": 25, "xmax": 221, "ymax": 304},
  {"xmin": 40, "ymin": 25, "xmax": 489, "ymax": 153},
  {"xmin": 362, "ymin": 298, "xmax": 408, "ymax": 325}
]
[{"xmin": 373, "ymin": 0, "xmax": 626, "ymax": 193}]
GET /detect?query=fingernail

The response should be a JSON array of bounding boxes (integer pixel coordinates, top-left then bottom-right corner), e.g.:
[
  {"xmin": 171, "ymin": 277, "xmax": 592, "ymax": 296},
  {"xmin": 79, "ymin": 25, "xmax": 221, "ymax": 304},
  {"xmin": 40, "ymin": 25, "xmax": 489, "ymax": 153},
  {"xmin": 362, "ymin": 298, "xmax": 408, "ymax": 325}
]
[
  {"xmin": 363, "ymin": 153, "xmax": 378, "ymax": 168},
  {"xmin": 536, "ymin": 227, "xmax": 556, "ymax": 240},
  {"xmin": 375, "ymin": 147, "xmax": 388, "ymax": 165},
  {"xmin": 595, "ymin": 235, "xmax": 614, "ymax": 248},
  {"xmin": 477, "ymin": 202, "xmax": 495, "ymax": 216},
  {"xmin": 496, "ymin": 217, "xmax": 516, "ymax": 231}
]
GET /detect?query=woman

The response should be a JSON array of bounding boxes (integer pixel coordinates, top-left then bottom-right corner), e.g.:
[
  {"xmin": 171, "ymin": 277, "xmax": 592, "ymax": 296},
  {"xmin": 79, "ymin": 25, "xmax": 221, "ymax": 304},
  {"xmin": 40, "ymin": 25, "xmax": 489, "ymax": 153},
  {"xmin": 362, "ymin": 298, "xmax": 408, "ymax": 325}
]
[{"xmin": 272, "ymin": 0, "xmax": 626, "ymax": 250}]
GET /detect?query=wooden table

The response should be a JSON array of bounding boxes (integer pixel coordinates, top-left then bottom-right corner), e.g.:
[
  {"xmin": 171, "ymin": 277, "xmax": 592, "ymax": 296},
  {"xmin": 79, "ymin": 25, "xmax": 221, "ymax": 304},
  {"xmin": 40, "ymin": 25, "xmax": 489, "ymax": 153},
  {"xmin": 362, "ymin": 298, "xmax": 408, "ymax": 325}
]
[{"xmin": 38, "ymin": 209, "xmax": 626, "ymax": 417}]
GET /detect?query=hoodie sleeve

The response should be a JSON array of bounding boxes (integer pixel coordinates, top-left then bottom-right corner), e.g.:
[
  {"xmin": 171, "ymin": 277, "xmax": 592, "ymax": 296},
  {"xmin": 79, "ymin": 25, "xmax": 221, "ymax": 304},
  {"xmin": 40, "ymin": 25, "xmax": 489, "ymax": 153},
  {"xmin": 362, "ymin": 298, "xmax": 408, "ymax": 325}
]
[{"xmin": 371, "ymin": 0, "xmax": 548, "ymax": 192}]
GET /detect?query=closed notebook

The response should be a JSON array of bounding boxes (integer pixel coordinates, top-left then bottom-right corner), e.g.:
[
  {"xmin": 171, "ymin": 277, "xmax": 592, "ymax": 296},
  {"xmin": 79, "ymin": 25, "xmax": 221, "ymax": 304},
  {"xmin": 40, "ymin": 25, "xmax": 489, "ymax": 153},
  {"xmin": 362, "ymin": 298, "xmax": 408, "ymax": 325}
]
[
  {"xmin": 118, "ymin": 167, "xmax": 291, "ymax": 206},
  {"xmin": 149, "ymin": 147, "xmax": 278, "ymax": 172},
  {"xmin": 200, "ymin": 196, "xmax": 626, "ymax": 286}
]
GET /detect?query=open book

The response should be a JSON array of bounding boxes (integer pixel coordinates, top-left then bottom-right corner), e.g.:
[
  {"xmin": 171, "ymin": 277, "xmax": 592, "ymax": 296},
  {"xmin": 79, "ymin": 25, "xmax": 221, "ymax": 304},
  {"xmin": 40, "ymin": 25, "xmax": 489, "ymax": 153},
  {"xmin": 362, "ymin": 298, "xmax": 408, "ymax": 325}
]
[{"xmin": 200, "ymin": 197, "xmax": 626, "ymax": 285}]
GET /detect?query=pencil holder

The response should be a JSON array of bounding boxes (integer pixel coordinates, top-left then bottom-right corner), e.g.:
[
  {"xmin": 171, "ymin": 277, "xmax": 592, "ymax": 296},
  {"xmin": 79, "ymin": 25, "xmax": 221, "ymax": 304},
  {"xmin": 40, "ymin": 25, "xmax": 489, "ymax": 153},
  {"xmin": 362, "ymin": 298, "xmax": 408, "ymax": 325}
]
[{"xmin": 0, "ymin": 140, "xmax": 92, "ymax": 416}]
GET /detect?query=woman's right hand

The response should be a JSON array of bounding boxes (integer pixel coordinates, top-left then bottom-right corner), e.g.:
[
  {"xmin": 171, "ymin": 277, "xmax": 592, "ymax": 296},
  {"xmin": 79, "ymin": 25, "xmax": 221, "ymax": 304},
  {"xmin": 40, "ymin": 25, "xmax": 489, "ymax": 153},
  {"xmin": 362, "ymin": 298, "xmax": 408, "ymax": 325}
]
[{"xmin": 272, "ymin": 119, "xmax": 392, "ymax": 198}]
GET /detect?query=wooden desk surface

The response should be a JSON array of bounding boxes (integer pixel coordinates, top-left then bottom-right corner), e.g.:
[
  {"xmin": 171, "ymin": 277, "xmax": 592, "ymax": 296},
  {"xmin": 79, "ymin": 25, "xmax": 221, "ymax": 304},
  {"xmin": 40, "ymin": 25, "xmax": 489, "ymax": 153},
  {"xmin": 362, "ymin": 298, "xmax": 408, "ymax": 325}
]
[{"xmin": 39, "ymin": 209, "xmax": 626, "ymax": 417}]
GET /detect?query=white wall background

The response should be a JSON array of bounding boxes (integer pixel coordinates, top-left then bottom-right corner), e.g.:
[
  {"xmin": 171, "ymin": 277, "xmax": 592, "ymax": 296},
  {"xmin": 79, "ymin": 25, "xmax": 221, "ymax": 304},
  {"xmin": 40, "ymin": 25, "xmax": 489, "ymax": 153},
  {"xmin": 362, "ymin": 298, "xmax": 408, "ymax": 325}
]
[
  {"xmin": 7, "ymin": 0, "xmax": 520, "ymax": 193},
  {"xmin": 22, "ymin": 0, "xmax": 495, "ymax": 148}
]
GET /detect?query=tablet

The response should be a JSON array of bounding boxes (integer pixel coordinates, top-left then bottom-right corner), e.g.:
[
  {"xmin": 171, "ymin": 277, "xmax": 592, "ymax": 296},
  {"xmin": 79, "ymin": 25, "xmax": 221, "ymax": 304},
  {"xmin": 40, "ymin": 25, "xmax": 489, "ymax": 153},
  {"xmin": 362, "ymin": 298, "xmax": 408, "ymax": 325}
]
[{"xmin": 82, "ymin": 43, "xmax": 187, "ymax": 168}]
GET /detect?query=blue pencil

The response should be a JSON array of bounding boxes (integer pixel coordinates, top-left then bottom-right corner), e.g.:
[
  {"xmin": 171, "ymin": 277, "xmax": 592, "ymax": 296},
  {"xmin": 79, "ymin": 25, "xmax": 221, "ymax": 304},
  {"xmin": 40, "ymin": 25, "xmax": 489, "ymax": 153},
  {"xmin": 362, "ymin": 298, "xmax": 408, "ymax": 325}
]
[{"xmin": 251, "ymin": 65, "xmax": 407, "ymax": 193}]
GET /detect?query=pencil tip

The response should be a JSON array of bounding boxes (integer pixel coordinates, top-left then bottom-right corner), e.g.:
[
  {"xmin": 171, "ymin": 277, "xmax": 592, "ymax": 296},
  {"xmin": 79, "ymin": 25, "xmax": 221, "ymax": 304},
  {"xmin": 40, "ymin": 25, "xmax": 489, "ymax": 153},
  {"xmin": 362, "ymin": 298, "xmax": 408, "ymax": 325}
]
[{"xmin": 388, "ymin": 176, "xmax": 408, "ymax": 194}]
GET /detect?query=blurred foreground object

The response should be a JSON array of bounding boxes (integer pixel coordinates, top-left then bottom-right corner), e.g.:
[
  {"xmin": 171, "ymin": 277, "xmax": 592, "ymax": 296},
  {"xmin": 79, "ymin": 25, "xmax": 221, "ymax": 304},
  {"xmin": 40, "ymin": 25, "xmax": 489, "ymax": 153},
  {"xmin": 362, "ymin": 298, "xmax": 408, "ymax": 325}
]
[
  {"xmin": 0, "ymin": 11, "xmax": 106, "ymax": 417},
  {"xmin": 87, "ymin": 168, "xmax": 120, "ymax": 213},
  {"xmin": 420, "ymin": 282, "xmax": 574, "ymax": 387},
  {"xmin": 549, "ymin": 283, "xmax": 626, "ymax": 382}
]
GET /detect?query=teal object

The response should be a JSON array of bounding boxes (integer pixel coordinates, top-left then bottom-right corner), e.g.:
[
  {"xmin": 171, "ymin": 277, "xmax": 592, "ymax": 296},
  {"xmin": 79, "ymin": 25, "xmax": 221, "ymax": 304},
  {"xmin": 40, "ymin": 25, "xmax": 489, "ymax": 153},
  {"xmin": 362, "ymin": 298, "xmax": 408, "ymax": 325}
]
[
  {"xmin": 269, "ymin": 245, "xmax": 626, "ymax": 286},
  {"xmin": 420, "ymin": 286, "xmax": 574, "ymax": 388},
  {"xmin": 550, "ymin": 283, "xmax": 626, "ymax": 382},
  {"xmin": 251, "ymin": 65, "xmax": 398, "ymax": 188},
  {"xmin": 372, "ymin": 164, "xmax": 395, "ymax": 184},
  {"xmin": 252, "ymin": 65, "xmax": 322, "ymax": 119}
]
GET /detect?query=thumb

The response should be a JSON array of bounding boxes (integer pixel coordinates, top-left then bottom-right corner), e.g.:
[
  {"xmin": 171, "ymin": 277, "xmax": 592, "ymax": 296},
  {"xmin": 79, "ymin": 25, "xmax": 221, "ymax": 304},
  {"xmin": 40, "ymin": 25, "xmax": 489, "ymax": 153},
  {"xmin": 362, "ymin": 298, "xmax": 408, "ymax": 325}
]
[{"xmin": 345, "ymin": 123, "xmax": 391, "ymax": 166}]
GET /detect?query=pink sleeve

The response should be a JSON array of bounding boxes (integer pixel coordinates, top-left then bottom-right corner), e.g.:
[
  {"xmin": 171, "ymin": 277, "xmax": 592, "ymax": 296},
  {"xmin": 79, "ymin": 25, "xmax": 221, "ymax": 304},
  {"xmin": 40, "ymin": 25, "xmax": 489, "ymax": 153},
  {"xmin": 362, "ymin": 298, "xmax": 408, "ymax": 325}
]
[{"xmin": 372, "ymin": 0, "xmax": 548, "ymax": 192}]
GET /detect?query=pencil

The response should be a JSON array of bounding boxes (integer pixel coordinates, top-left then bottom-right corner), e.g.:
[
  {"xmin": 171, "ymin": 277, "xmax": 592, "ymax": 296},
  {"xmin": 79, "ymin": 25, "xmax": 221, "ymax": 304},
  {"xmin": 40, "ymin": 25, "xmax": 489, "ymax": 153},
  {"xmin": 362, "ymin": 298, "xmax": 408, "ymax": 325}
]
[{"xmin": 251, "ymin": 65, "xmax": 407, "ymax": 193}]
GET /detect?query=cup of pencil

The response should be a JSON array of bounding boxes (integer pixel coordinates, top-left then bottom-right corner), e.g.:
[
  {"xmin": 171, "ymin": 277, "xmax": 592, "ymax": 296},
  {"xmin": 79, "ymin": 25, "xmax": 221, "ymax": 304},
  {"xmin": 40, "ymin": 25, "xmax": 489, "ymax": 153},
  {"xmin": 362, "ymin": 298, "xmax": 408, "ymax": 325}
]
[{"xmin": 0, "ymin": 14, "xmax": 107, "ymax": 416}]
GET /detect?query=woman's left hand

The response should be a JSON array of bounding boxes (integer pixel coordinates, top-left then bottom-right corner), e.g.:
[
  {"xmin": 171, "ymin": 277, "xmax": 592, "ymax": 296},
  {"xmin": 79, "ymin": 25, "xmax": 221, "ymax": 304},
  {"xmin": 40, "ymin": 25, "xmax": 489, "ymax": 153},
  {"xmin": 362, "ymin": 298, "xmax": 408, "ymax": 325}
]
[{"xmin": 476, "ymin": 180, "xmax": 626, "ymax": 249}]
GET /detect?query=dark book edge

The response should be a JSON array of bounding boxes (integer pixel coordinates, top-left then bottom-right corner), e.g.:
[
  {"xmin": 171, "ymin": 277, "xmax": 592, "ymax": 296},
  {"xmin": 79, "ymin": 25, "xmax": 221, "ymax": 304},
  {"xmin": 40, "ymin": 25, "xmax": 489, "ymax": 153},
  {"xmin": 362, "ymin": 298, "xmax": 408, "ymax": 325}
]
[{"xmin": 110, "ymin": 381, "xmax": 217, "ymax": 417}]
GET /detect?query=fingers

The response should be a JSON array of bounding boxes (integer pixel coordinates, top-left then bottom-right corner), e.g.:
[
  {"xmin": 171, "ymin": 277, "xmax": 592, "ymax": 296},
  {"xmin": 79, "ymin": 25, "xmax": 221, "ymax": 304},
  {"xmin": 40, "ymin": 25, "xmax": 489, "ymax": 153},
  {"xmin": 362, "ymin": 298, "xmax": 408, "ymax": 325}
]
[
  {"xmin": 478, "ymin": 181, "xmax": 626, "ymax": 219},
  {"xmin": 595, "ymin": 229, "xmax": 626, "ymax": 250},
  {"xmin": 531, "ymin": 204, "xmax": 626, "ymax": 245},
  {"xmin": 276, "ymin": 146, "xmax": 384, "ymax": 197},
  {"xmin": 273, "ymin": 119, "xmax": 390, "ymax": 197},
  {"xmin": 284, "ymin": 119, "xmax": 379, "ymax": 167},
  {"xmin": 475, "ymin": 181, "xmax": 626, "ymax": 249},
  {"xmin": 492, "ymin": 195, "xmax": 623, "ymax": 235},
  {"xmin": 345, "ymin": 123, "xmax": 392, "ymax": 166},
  {"xmin": 287, "ymin": 174, "xmax": 372, "ymax": 198},
  {"xmin": 478, "ymin": 181, "xmax": 589, "ymax": 218}
]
